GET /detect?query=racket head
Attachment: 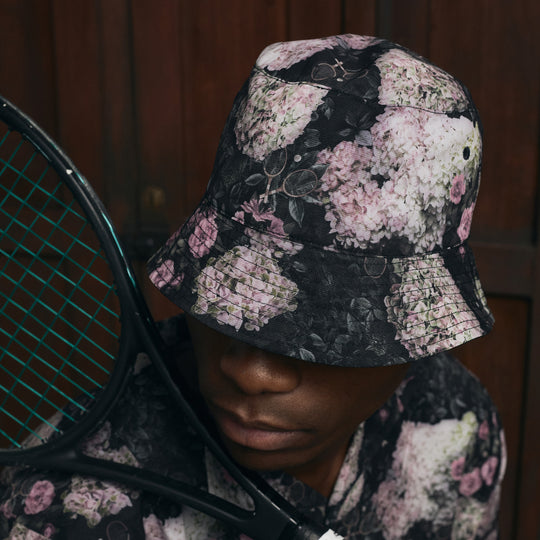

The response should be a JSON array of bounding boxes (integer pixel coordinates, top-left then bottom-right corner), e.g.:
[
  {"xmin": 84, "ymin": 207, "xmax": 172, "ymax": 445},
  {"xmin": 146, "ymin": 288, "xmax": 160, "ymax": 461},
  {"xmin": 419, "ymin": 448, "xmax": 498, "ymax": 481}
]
[
  {"xmin": 0, "ymin": 96, "xmax": 341, "ymax": 540},
  {"xmin": 0, "ymin": 95, "xmax": 148, "ymax": 460}
]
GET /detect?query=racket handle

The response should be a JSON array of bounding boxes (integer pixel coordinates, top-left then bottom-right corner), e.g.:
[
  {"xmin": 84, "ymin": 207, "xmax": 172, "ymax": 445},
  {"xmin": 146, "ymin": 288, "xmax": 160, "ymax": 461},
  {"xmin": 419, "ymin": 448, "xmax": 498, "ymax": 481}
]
[{"xmin": 282, "ymin": 524, "xmax": 344, "ymax": 540}]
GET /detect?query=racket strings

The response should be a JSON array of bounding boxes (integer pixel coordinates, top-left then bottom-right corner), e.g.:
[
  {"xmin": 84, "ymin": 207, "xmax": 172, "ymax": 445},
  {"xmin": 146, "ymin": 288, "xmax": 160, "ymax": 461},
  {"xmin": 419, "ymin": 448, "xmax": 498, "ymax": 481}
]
[{"xmin": 0, "ymin": 128, "xmax": 120, "ymax": 449}]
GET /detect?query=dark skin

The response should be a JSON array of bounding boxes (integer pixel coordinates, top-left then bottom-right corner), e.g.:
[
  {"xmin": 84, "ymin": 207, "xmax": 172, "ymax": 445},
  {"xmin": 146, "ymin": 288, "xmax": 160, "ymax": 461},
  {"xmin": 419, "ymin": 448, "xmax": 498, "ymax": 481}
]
[{"xmin": 186, "ymin": 315, "xmax": 409, "ymax": 498}]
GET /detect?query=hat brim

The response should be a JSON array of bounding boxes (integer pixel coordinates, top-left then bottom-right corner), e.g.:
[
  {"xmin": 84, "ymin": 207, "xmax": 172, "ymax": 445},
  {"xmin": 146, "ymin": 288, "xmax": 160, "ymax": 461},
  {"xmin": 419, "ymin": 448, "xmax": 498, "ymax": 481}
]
[{"xmin": 147, "ymin": 197, "xmax": 493, "ymax": 367}]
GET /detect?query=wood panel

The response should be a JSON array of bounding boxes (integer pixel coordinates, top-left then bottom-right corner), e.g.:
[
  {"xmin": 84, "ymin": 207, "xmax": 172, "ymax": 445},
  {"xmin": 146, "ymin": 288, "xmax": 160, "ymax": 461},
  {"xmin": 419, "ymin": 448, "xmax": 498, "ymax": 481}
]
[
  {"xmin": 287, "ymin": 0, "xmax": 342, "ymax": 38},
  {"xmin": 0, "ymin": 0, "xmax": 56, "ymax": 131},
  {"xmin": 456, "ymin": 297, "xmax": 529, "ymax": 538},
  {"xmin": 519, "ymin": 247, "xmax": 540, "ymax": 539},
  {"xmin": 94, "ymin": 0, "xmax": 139, "ymax": 234},
  {"xmin": 51, "ymin": 2, "xmax": 104, "ymax": 191}
]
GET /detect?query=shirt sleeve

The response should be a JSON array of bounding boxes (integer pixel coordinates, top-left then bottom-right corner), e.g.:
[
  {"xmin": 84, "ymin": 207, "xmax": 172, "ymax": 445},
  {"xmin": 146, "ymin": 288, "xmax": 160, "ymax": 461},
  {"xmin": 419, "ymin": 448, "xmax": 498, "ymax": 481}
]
[{"xmin": 0, "ymin": 465, "xmax": 149, "ymax": 539}]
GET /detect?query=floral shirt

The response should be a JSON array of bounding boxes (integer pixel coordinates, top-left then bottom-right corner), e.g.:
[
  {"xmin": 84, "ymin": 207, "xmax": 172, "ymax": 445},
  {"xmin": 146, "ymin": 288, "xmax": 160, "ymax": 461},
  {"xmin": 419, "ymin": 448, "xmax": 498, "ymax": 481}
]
[{"xmin": 0, "ymin": 316, "xmax": 505, "ymax": 539}]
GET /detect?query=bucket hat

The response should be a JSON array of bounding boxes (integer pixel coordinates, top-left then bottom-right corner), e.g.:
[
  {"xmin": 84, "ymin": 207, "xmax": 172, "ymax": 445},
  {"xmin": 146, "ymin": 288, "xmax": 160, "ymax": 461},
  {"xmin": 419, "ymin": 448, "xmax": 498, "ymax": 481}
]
[{"xmin": 147, "ymin": 34, "xmax": 494, "ymax": 367}]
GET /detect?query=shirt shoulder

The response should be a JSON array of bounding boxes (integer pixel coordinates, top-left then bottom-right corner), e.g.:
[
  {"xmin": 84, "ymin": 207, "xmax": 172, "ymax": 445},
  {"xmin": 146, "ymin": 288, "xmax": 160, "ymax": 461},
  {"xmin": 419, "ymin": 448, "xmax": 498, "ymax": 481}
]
[
  {"xmin": 399, "ymin": 352, "xmax": 501, "ymax": 426},
  {"xmin": 339, "ymin": 353, "xmax": 506, "ymax": 539}
]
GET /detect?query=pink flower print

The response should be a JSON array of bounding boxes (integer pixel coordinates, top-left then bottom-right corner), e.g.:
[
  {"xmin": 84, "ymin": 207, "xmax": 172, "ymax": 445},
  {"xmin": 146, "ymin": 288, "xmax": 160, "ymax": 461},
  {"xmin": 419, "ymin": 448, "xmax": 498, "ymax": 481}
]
[
  {"xmin": 43, "ymin": 524, "xmax": 56, "ymax": 537},
  {"xmin": 241, "ymin": 197, "xmax": 273, "ymax": 222},
  {"xmin": 458, "ymin": 467, "xmax": 482, "ymax": 496},
  {"xmin": 143, "ymin": 514, "xmax": 166, "ymax": 539},
  {"xmin": 478, "ymin": 419, "xmax": 489, "ymax": 440},
  {"xmin": 457, "ymin": 204, "xmax": 475, "ymax": 242},
  {"xmin": 187, "ymin": 208, "xmax": 218, "ymax": 258},
  {"xmin": 0, "ymin": 500, "xmax": 15, "ymax": 519},
  {"xmin": 24, "ymin": 480, "xmax": 55, "ymax": 515},
  {"xmin": 232, "ymin": 210, "xmax": 245, "ymax": 224},
  {"xmin": 376, "ymin": 48, "xmax": 469, "ymax": 112},
  {"xmin": 148, "ymin": 259, "xmax": 184, "ymax": 289},
  {"xmin": 451, "ymin": 456, "xmax": 466, "ymax": 480},
  {"xmin": 450, "ymin": 173, "xmax": 466, "ymax": 203},
  {"xmin": 481, "ymin": 456, "xmax": 499, "ymax": 486}
]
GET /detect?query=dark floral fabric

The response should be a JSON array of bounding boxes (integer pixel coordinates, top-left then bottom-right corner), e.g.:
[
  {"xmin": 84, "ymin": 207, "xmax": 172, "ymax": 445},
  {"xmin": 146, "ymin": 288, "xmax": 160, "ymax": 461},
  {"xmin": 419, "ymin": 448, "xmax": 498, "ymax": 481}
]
[
  {"xmin": 0, "ymin": 316, "xmax": 505, "ymax": 539},
  {"xmin": 147, "ymin": 35, "xmax": 494, "ymax": 368}
]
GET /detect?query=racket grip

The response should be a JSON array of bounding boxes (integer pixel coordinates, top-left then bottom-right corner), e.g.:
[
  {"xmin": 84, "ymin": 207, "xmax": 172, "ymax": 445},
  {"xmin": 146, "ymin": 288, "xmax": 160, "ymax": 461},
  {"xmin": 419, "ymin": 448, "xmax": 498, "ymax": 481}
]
[{"xmin": 317, "ymin": 531, "xmax": 345, "ymax": 540}]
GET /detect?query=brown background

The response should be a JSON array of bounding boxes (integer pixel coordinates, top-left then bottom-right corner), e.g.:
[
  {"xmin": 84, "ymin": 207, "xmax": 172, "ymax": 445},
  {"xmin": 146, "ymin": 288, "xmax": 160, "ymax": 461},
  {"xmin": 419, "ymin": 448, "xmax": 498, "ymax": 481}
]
[{"xmin": 1, "ymin": 1, "xmax": 538, "ymax": 538}]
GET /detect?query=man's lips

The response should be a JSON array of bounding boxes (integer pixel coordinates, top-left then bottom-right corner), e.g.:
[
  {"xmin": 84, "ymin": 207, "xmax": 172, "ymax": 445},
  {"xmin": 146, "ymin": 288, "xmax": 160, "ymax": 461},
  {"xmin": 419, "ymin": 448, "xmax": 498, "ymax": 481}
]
[{"xmin": 208, "ymin": 404, "xmax": 308, "ymax": 452}]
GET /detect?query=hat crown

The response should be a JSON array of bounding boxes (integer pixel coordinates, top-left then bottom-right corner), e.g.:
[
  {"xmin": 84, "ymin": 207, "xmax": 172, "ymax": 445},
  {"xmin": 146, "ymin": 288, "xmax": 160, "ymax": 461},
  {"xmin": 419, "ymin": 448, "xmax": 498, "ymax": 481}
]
[{"xmin": 207, "ymin": 34, "xmax": 482, "ymax": 257}]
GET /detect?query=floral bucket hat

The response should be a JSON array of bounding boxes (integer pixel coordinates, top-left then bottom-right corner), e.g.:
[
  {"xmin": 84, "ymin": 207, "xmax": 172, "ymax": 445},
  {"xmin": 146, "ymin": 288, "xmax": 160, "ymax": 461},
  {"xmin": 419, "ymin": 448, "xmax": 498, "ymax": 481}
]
[{"xmin": 147, "ymin": 34, "xmax": 494, "ymax": 367}]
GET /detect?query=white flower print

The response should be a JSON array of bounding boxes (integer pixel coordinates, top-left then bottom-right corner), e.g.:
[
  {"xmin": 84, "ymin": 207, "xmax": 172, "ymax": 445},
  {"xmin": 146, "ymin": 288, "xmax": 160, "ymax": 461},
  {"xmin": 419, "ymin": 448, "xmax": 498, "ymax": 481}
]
[
  {"xmin": 192, "ymin": 243, "xmax": 299, "ymax": 332},
  {"xmin": 62, "ymin": 476, "xmax": 133, "ymax": 527},
  {"xmin": 376, "ymin": 48, "xmax": 470, "ymax": 112},
  {"xmin": 372, "ymin": 412, "xmax": 479, "ymax": 540},
  {"xmin": 256, "ymin": 37, "xmax": 340, "ymax": 71},
  {"xmin": 234, "ymin": 71, "xmax": 328, "ymax": 161},
  {"xmin": 384, "ymin": 257, "xmax": 484, "ymax": 357}
]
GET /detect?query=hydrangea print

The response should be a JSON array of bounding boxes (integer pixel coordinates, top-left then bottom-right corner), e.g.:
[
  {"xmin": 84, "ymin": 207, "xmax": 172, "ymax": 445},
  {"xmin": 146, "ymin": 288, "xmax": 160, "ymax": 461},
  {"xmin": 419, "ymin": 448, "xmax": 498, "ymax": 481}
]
[
  {"xmin": 384, "ymin": 257, "xmax": 484, "ymax": 356},
  {"xmin": 80, "ymin": 421, "xmax": 140, "ymax": 467},
  {"xmin": 339, "ymin": 34, "xmax": 381, "ymax": 50},
  {"xmin": 372, "ymin": 412, "xmax": 478, "ymax": 539},
  {"xmin": 192, "ymin": 244, "xmax": 299, "ymax": 331},
  {"xmin": 234, "ymin": 71, "xmax": 328, "ymax": 161},
  {"xmin": 317, "ymin": 110, "xmax": 481, "ymax": 253},
  {"xmin": 187, "ymin": 206, "xmax": 219, "ymax": 258},
  {"xmin": 23, "ymin": 480, "xmax": 55, "ymax": 515},
  {"xmin": 376, "ymin": 48, "xmax": 470, "ymax": 113},
  {"xmin": 317, "ymin": 141, "xmax": 386, "ymax": 248},
  {"xmin": 234, "ymin": 197, "xmax": 303, "ymax": 258},
  {"xmin": 148, "ymin": 259, "xmax": 184, "ymax": 290},
  {"xmin": 372, "ymin": 109, "xmax": 481, "ymax": 250},
  {"xmin": 63, "ymin": 476, "xmax": 133, "ymax": 527},
  {"xmin": 256, "ymin": 34, "xmax": 379, "ymax": 72},
  {"xmin": 256, "ymin": 37, "xmax": 339, "ymax": 71}
]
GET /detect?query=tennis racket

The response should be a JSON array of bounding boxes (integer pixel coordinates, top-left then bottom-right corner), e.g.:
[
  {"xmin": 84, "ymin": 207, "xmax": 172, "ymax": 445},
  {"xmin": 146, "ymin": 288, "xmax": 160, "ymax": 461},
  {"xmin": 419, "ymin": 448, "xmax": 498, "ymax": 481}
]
[{"xmin": 0, "ymin": 94, "xmax": 342, "ymax": 540}]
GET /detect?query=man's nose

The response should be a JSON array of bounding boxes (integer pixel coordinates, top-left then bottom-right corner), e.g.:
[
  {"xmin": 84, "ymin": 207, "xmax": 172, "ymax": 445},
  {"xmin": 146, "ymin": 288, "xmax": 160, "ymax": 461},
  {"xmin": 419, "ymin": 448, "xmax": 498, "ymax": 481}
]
[{"xmin": 219, "ymin": 342, "xmax": 301, "ymax": 395}]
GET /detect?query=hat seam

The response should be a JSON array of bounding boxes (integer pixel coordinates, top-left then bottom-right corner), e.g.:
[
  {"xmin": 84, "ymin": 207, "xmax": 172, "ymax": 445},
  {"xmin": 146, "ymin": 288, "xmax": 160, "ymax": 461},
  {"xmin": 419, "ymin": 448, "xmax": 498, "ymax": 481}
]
[
  {"xmin": 186, "ymin": 243, "xmax": 479, "ymax": 309},
  {"xmin": 254, "ymin": 67, "xmax": 473, "ymax": 116},
  {"xmin": 202, "ymin": 197, "xmax": 469, "ymax": 258},
  {"xmin": 186, "ymin": 223, "xmax": 478, "ymax": 293}
]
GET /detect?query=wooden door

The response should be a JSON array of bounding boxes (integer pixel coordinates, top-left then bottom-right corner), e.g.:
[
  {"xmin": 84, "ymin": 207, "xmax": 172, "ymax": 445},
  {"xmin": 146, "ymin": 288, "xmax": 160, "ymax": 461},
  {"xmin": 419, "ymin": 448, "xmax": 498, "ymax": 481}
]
[{"xmin": 1, "ymin": 1, "xmax": 538, "ymax": 537}]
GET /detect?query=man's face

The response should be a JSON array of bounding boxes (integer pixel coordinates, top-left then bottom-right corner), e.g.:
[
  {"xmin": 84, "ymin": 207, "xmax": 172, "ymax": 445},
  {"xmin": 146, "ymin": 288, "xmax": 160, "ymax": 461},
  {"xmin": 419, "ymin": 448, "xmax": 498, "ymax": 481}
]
[{"xmin": 186, "ymin": 315, "xmax": 408, "ymax": 496}]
